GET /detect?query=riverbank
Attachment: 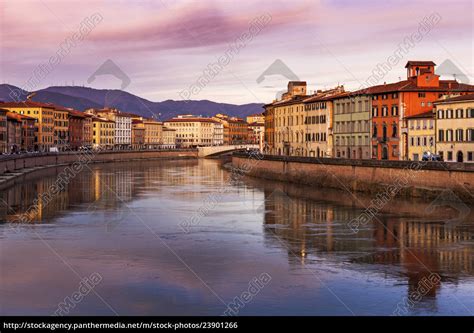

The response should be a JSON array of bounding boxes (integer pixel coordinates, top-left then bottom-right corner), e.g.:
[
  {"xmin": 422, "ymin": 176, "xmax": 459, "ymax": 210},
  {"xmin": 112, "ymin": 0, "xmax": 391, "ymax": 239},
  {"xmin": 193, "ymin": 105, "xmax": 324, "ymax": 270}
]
[
  {"xmin": 0, "ymin": 150, "xmax": 197, "ymax": 191},
  {"xmin": 231, "ymin": 153, "xmax": 474, "ymax": 200}
]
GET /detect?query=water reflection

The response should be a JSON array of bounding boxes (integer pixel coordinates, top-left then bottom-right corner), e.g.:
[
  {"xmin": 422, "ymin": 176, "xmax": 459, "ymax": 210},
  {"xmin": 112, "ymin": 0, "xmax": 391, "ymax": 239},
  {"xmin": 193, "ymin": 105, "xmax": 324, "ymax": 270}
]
[{"xmin": 1, "ymin": 159, "xmax": 473, "ymax": 315}]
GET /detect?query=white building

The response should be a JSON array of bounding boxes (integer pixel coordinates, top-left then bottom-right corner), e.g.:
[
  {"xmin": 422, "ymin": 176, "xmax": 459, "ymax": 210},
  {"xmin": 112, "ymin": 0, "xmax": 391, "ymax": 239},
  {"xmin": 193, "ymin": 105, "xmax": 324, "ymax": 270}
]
[
  {"xmin": 85, "ymin": 108, "xmax": 132, "ymax": 149},
  {"xmin": 212, "ymin": 122, "xmax": 224, "ymax": 146},
  {"xmin": 164, "ymin": 115, "xmax": 219, "ymax": 148}
]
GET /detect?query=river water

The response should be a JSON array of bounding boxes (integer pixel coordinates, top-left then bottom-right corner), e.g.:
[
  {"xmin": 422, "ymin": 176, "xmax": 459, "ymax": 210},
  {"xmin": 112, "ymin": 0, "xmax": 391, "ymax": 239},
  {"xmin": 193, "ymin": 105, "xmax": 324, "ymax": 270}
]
[{"xmin": 0, "ymin": 159, "xmax": 473, "ymax": 315}]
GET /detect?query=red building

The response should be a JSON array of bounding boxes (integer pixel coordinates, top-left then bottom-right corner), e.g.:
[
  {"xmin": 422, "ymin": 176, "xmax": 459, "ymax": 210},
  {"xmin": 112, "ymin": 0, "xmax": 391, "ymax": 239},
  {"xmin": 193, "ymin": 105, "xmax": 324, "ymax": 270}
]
[
  {"xmin": 20, "ymin": 114, "xmax": 36, "ymax": 151},
  {"xmin": 6, "ymin": 112, "xmax": 22, "ymax": 153},
  {"xmin": 366, "ymin": 61, "xmax": 474, "ymax": 160},
  {"xmin": 68, "ymin": 110, "xmax": 87, "ymax": 150}
]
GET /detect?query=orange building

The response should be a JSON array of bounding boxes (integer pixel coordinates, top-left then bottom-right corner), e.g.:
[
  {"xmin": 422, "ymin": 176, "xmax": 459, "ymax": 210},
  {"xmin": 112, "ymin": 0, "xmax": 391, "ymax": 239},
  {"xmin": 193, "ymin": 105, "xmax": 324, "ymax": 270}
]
[{"xmin": 366, "ymin": 61, "xmax": 474, "ymax": 160}]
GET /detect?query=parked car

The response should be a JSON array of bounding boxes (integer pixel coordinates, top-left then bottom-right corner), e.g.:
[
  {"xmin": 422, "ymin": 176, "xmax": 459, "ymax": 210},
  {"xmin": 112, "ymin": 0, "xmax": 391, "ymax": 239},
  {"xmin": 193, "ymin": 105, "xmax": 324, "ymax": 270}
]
[{"xmin": 422, "ymin": 152, "xmax": 443, "ymax": 161}]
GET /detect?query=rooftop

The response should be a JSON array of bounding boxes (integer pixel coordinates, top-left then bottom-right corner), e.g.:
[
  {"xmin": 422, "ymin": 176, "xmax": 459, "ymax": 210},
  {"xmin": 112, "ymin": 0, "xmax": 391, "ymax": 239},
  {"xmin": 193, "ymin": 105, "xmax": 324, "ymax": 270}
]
[
  {"xmin": 405, "ymin": 60, "xmax": 436, "ymax": 68},
  {"xmin": 434, "ymin": 93, "xmax": 474, "ymax": 104},
  {"xmin": 405, "ymin": 110, "xmax": 434, "ymax": 119}
]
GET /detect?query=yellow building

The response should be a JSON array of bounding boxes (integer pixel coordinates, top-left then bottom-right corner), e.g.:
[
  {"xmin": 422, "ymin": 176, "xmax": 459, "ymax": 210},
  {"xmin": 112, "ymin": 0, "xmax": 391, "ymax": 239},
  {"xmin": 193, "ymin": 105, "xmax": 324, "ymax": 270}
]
[
  {"xmin": 51, "ymin": 104, "xmax": 69, "ymax": 151},
  {"xmin": 92, "ymin": 116, "xmax": 115, "ymax": 150},
  {"xmin": 0, "ymin": 100, "xmax": 54, "ymax": 151},
  {"xmin": 434, "ymin": 94, "xmax": 474, "ymax": 163},
  {"xmin": 269, "ymin": 82, "xmax": 344, "ymax": 157},
  {"xmin": 246, "ymin": 113, "xmax": 264, "ymax": 124},
  {"xmin": 405, "ymin": 111, "xmax": 435, "ymax": 161},
  {"xmin": 162, "ymin": 127, "xmax": 177, "ymax": 148},
  {"xmin": 143, "ymin": 118, "xmax": 163, "ymax": 149}
]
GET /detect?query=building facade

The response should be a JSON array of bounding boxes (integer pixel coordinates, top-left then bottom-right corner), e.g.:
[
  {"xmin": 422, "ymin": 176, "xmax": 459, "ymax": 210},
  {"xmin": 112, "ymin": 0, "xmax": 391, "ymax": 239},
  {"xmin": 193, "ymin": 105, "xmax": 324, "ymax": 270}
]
[
  {"xmin": 212, "ymin": 114, "xmax": 249, "ymax": 145},
  {"xmin": 161, "ymin": 127, "xmax": 177, "ymax": 149},
  {"xmin": 434, "ymin": 94, "xmax": 474, "ymax": 163},
  {"xmin": 263, "ymin": 104, "xmax": 274, "ymax": 153},
  {"xmin": 212, "ymin": 122, "xmax": 224, "ymax": 146},
  {"xmin": 405, "ymin": 111, "xmax": 435, "ymax": 161},
  {"xmin": 0, "ymin": 100, "xmax": 55, "ymax": 151},
  {"xmin": 0, "ymin": 109, "xmax": 7, "ymax": 154},
  {"xmin": 164, "ymin": 116, "xmax": 217, "ymax": 147},
  {"xmin": 6, "ymin": 112, "xmax": 22, "ymax": 153},
  {"xmin": 68, "ymin": 110, "xmax": 86, "ymax": 150},
  {"xmin": 248, "ymin": 122, "xmax": 265, "ymax": 146},
  {"xmin": 246, "ymin": 114, "xmax": 265, "ymax": 124},
  {"xmin": 267, "ymin": 82, "xmax": 344, "ymax": 157},
  {"xmin": 132, "ymin": 120, "xmax": 146, "ymax": 150},
  {"xmin": 92, "ymin": 116, "xmax": 115, "ymax": 149},
  {"xmin": 20, "ymin": 115, "xmax": 36, "ymax": 152},
  {"xmin": 333, "ymin": 93, "xmax": 371, "ymax": 159},
  {"xmin": 52, "ymin": 105, "xmax": 69, "ymax": 151},
  {"xmin": 86, "ymin": 108, "xmax": 132, "ymax": 149},
  {"xmin": 367, "ymin": 61, "xmax": 474, "ymax": 160},
  {"xmin": 143, "ymin": 118, "xmax": 163, "ymax": 149}
]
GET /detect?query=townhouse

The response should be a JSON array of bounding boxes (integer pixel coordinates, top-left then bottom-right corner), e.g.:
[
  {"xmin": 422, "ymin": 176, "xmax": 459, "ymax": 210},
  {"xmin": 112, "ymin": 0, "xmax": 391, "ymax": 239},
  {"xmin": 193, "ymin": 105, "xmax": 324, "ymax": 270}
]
[
  {"xmin": 164, "ymin": 116, "xmax": 217, "ymax": 148},
  {"xmin": 434, "ymin": 94, "xmax": 474, "ymax": 163},
  {"xmin": 0, "ymin": 100, "xmax": 55, "ymax": 151}
]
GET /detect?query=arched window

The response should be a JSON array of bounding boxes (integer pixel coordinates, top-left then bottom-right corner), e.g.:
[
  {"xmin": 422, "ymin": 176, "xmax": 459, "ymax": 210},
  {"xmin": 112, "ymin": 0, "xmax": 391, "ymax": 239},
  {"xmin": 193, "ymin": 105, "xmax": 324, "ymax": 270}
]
[
  {"xmin": 373, "ymin": 123, "xmax": 377, "ymax": 138},
  {"xmin": 392, "ymin": 123, "xmax": 398, "ymax": 137},
  {"xmin": 382, "ymin": 124, "xmax": 387, "ymax": 141}
]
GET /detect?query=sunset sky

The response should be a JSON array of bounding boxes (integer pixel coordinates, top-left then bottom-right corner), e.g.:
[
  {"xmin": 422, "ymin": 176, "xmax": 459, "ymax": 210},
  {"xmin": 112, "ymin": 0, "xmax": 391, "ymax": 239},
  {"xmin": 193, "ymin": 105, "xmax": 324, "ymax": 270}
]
[{"xmin": 1, "ymin": 0, "xmax": 473, "ymax": 104}]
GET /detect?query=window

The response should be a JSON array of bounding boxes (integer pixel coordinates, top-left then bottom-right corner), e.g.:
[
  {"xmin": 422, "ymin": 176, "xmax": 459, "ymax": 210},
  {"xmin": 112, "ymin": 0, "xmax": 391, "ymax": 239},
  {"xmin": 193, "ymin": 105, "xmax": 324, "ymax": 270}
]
[
  {"xmin": 446, "ymin": 129, "xmax": 453, "ymax": 141},
  {"xmin": 437, "ymin": 109, "xmax": 444, "ymax": 119},
  {"xmin": 391, "ymin": 106, "xmax": 399, "ymax": 116},
  {"xmin": 392, "ymin": 124, "xmax": 397, "ymax": 137},
  {"xmin": 456, "ymin": 129, "xmax": 464, "ymax": 142},
  {"xmin": 447, "ymin": 151, "xmax": 453, "ymax": 161},
  {"xmin": 456, "ymin": 109, "xmax": 464, "ymax": 118},
  {"xmin": 467, "ymin": 129, "xmax": 474, "ymax": 142},
  {"xmin": 382, "ymin": 107, "xmax": 388, "ymax": 117},
  {"xmin": 468, "ymin": 152, "xmax": 473, "ymax": 161},
  {"xmin": 468, "ymin": 109, "xmax": 474, "ymax": 118},
  {"xmin": 372, "ymin": 95, "xmax": 378, "ymax": 100},
  {"xmin": 392, "ymin": 93, "xmax": 398, "ymax": 98},
  {"xmin": 373, "ymin": 124, "xmax": 377, "ymax": 138},
  {"xmin": 438, "ymin": 129, "xmax": 444, "ymax": 142},
  {"xmin": 372, "ymin": 107, "xmax": 378, "ymax": 117},
  {"xmin": 421, "ymin": 102, "xmax": 425, "ymax": 107},
  {"xmin": 411, "ymin": 137, "xmax": 414, "ymax": 146},
  {"xmin": 418, "ymin": 92, "xmax": 426, "ymax": 98}
]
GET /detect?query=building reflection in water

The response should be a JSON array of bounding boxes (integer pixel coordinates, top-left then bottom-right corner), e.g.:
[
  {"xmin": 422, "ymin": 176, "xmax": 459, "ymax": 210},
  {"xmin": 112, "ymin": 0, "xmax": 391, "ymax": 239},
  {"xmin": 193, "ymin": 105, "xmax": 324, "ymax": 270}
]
[
  {"xmin": 260, "ymin": 184, "xmax": 474, "ymax": 308},
  {"xmin": 0, "ymin": 160, "xmax": 199, "ymax": 225}
]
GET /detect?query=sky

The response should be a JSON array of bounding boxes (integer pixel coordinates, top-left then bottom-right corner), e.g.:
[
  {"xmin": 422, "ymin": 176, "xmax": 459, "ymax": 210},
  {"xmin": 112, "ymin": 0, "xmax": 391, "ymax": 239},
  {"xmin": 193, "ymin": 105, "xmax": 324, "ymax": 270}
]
[{"xmin": 1, "ymin": 0, "xmax": 473, "ymax": 104}]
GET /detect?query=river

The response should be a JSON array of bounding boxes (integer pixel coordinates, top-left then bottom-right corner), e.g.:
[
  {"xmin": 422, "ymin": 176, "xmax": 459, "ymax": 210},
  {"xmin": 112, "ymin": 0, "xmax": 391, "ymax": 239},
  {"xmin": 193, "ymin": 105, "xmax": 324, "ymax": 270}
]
[{"xmin": 0, "ymin": 159, "xmax": 473, "ymax": 315}]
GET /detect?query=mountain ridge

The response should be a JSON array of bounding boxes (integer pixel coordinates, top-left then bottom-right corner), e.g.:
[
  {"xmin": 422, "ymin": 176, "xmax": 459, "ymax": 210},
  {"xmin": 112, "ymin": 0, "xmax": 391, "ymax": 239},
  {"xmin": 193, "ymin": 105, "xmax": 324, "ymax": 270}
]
[{"xmin": 0, "ymin": 84, "xmax": 263, "ymax": 120}]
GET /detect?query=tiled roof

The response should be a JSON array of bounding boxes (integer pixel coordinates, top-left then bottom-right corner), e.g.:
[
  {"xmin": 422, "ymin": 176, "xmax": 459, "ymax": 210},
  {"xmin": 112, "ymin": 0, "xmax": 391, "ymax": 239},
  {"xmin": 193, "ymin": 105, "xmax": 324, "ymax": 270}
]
[
  {"xmin": 164, "ymin": 117, "xmax": 219, "ymax": 124},
  {"xmin": 433, "ymin": 93, "xmax": 474, "ymax": 104},
  {"xmin": 303, "ymin": 91, "xmax": 349, "ymax": 103},
  {"xmin": 405, "ymin": 61, "xmax": 436, "ymax": 67},
  {"xmin": 404, "ymin": 110, "xmax": 434, "ymax": 119},
  {"xmin": 68, "ymin": 110, "xmax": 86, "ymax": 118},
  {"xmin": 355, "ymin": 80, "xmax": 474, "ymax": 94}
]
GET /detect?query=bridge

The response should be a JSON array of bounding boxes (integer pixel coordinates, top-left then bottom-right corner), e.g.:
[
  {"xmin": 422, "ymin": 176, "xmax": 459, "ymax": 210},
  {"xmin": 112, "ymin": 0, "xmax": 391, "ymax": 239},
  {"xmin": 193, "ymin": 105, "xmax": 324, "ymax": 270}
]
[{"xmin": 197, "ymin": 144, "xmax": 260, "ymax": 158}]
